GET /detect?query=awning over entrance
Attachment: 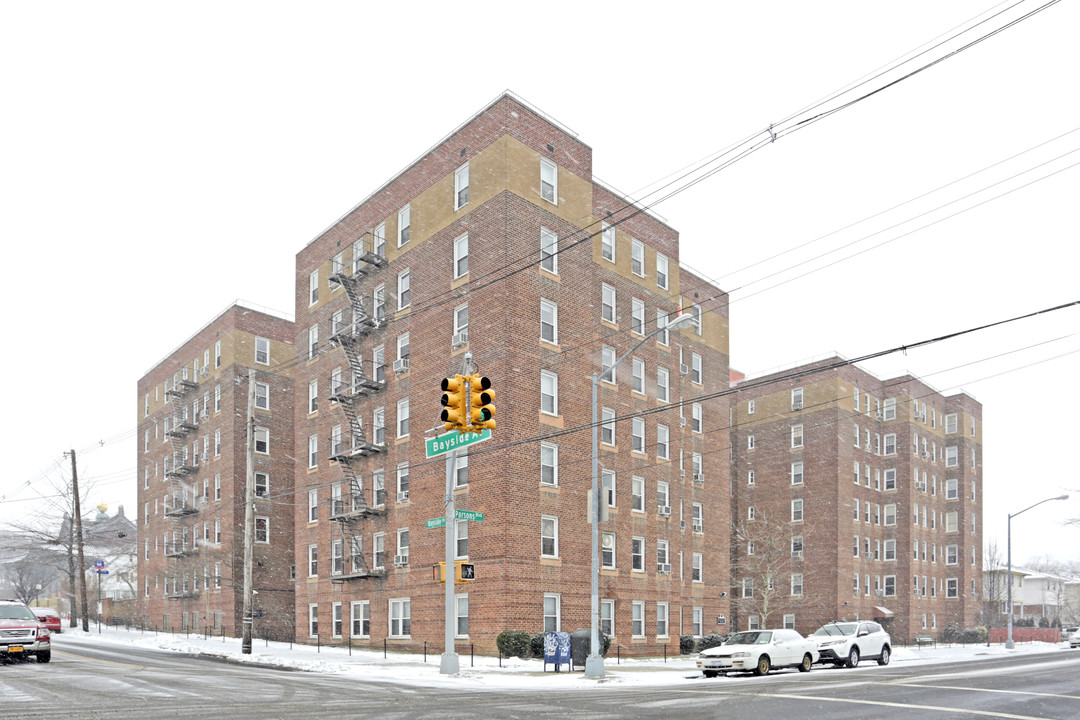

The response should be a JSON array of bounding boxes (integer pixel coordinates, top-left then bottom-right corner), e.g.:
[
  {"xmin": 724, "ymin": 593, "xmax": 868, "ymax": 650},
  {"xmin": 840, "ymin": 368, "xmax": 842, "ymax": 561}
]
[{"xmin": 873, "ymin": 606, "xmax": 894, "ymax": 618}]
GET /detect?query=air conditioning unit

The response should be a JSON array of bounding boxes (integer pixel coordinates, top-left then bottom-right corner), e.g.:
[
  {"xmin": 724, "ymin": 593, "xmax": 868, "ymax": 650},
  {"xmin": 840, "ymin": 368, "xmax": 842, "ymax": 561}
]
[
  {"xmin": 397, "ymin": 490, "xmax": 410, "ymax": 503},
  {"xmin": 692, "ymin": 472, "xmax": 703, "ymax": 483},
  {"xmin": 657, "ymin": 505, "xmax": 671, "ymax": 517},
  {"xmin": 200, "ymin": 409, "xmax": 208, "ymax": 419},
  {"xmin": 915, "ymin": 411, "xmax": 926, "ymax": 422},
  {"xmin": 791, "ymin": 550, "xmax": 803, "ymax": 559},
  {"xmin": 657, "ymin": 563, "xmax": 672, "ymax": 574},
  {"xmin": 875, "ymin": 411, "xmax": 883, "ymax": 421},
  {"xmin": 923, "ymin": 450, "xmax": 932, "ymax": 459},
  {"xmin": 679, "ymin": 364, "xmax": 689, "ymax": 375},
  {"xmin": 680, "ymin": 417, "xmax": 687, "ymax": 427},
  {"xmin": 792, "ymin": 401, "xmax": 803, "ymax": 410},
  {"xmin": 393, "ymin": 554, "xmax": 409, "ymax": 568},
  {"xmin": 393, "ymin": 358, "xmax": 410, "ymax": 374},
  {"xmin": 679, "ymin": 469, "xmax": 686, "ymax": 478},
  {"xmin": 692, "ymin": 522, "xmax": 703, "ymax": 533},
  {"xmin": 680, "ymin": 520, "xmax": 686, "ymax": 530},
  {"xmin": 200, "ymin": 367, "xmax": 208, "ymax": 377},
  {"xmin": 451, "ymin": 332, "xmax": 468, "ymax": 349},
  {"xmin": 200, "ymin": 453, "xmax": 208, "ymax": 462}
]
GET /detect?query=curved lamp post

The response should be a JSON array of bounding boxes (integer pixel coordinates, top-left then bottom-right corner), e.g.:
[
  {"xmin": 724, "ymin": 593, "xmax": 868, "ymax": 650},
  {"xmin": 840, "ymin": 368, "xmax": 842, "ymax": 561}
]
[
  {"xmin": 586, "ymin": 311, "xmax": 694, "ymax": 678},
  {"xmin": 1006, "ymin": 494, "xmax": 1068, "ymax": 649}
]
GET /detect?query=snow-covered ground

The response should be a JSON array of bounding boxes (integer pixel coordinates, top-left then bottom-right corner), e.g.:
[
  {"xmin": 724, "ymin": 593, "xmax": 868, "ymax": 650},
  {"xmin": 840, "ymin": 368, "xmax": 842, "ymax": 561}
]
[{"xmin": 53, "ymin": 626, "xmax": 1073, "ymax": 689}]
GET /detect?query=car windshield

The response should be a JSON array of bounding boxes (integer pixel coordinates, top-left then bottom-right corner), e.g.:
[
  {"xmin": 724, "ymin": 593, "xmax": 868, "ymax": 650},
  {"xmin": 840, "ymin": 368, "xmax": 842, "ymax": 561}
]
[
  {"xmin": 0, "ymin": 605, "xmax": 38, "ymax": 621},
  {"xmin": 813, "ymin": 623, "xmax": 857, "ymax": 637},
  {"xmin": 726, "ymin": 631, "xmax": 772, "ymax": 645}
]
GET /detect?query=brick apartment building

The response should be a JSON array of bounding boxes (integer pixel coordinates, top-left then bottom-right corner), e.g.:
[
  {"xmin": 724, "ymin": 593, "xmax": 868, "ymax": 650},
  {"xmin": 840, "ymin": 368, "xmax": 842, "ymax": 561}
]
[
  {"xmin": 290, "ymin": 93, "xmax": 732, "ymax": 653},
  {"xmin": 136, "ymin": 302, "xmax": 296, "ymax": 638},
  {"xmin": 729, "ymin": 358, "xmax": 983, "ymax": 641}
]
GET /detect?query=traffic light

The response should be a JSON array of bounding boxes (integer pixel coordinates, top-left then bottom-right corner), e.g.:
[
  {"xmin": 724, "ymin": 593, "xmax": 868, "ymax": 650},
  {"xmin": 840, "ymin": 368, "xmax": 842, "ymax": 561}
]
[
  {"xmin": 468, "ymin": 375, "xmax": 496, "ymax": 432},
  {"xmin": 440, "ymin": 375, "xmax": 468, "ymax": 431}
]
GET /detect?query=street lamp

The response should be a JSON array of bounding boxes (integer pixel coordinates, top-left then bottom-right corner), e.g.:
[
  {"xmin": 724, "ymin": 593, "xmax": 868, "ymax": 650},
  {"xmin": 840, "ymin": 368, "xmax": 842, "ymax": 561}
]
[
  {"xmin": 586, "ymin": 311, "xmax": 694, "ymax": 678},
  {"xmin": 1006, "ymin": 494, "xmax": 1068, "ymax": 649}
]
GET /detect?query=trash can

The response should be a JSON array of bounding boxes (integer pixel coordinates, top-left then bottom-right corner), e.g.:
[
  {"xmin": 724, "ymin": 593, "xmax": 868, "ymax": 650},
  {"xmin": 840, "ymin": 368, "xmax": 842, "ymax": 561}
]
[{"xmin": 570, "ymin": 629, "xmax": 592, "ymax": 670}]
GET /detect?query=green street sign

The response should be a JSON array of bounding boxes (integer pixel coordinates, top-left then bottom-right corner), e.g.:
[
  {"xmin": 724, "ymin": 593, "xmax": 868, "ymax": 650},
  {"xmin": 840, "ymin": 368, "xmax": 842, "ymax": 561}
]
[
  {"xmin": 426, "ymin": 517, "xmax": 447, "ymax": 529},
  {"xmin": 454, "ymin": 510, "xmax": 484, "ymax": 522},
  {"xmin": 425, "ymin": 429, "xmax": 492, "ymax": 458}
]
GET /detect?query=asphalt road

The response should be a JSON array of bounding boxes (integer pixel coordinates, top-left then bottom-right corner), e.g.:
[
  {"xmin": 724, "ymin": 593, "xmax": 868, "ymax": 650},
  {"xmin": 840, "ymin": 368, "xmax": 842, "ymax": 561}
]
[{"xmin": 2, "ymin": 642, "xmax": 1078, "ymax": 719}]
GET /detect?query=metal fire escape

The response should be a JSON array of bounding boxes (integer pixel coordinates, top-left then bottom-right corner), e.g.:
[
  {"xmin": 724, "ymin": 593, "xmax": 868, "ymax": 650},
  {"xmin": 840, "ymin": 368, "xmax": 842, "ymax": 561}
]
[
  {"xmin": 163, "ymin": 370, "xmax": 201, "ymax": 600},
  {"xmin": 326, "ymin": 236, "xmax": 389, "ymax": 583}
]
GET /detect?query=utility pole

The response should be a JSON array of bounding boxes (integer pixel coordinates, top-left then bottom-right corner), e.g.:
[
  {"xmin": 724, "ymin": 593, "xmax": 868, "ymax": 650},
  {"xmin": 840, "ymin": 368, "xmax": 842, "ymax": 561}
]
[
  {"xmin": 241, "ymin": 370, "xmax": 256, "ymax": 654},
  {"xmin": 70, "ymin": 449, "xmax": 89, "ymax": 633}
]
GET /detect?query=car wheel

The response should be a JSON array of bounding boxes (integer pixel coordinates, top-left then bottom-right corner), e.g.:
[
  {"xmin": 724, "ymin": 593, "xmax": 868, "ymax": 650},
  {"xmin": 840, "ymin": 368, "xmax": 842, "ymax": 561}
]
[
  {"xmin": 877, "ymin": 645, "xmax": 891, "ymax": 666},
  {"xmin": 753, "ymin": 655, "xmax": 771, "ymax": 676},
  {"xmin": 845, "ymin": 647, "xmax": 860, "ymax": 668},
  {"xmin": 703, "ymin": 670, "xmax": 719, "ymax": 678},
  {"xmin": 799, "ymin": 653, "xmax": 812, "ymax": 672},
  {"xmin": 36, "ymin": 650, "xmax": 51, "ymax": 664}
]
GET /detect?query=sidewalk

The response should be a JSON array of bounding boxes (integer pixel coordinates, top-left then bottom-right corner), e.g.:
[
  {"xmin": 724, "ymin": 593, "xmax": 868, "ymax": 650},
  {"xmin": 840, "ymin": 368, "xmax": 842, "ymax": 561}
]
[{"xmin": 53, "ymin": 624, "xmax": 1072, "ymax": 690}]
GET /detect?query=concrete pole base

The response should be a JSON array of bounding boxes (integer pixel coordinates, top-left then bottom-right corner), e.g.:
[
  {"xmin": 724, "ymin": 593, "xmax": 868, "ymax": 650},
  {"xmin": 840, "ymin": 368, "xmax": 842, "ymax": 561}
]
[
  {"xmin": 1005, "ymin": 641, "xmax": 1014, "ymax": 650},
  {"xmin": 584, "ymin": 654, "xmax": 605, "ymax": 678},
  {"xmin": 440, "ymin": 652, "xmax": 460, "ymax": 675}
]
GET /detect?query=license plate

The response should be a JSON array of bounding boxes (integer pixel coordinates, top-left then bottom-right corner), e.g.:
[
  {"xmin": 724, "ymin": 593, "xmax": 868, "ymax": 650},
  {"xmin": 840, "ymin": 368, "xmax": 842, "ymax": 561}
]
[{"xmin": 7, "ymin": 646, "xmax": 24, "ymax": 653}]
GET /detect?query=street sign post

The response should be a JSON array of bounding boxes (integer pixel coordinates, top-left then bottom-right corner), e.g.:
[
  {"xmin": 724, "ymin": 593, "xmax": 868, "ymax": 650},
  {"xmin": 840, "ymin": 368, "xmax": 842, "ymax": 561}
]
[
  {"xmin": 426, "ymin": 510, "xmax": 484, "ymax": 530},
  {"xmin": 425, "ymin": 429, "xmax": 491, "ymax": 458},
  {"xmin": 426, "ymin": 517, "xmax": 447, "ymax": 529},
  {"xmin": 93, "ymin": 560, "xmax": 105, "ymax": 569}
]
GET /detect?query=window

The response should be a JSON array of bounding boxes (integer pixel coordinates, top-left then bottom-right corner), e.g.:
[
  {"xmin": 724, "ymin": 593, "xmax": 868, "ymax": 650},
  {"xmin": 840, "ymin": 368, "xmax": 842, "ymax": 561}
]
[
  {"xmin": 540, "ymin": 157, "xmax": 557, "ymax": 203},
  {"xmin": 540, "ymin": 227, "xmax": 558, "ymax": 274},
  {"xmin": 254, "ymin": 517, "xmax": 269, "ymax": 544},
  {"xmin": 631, "ymin": 238, "xmax": 644, "ymax": 276},
  {"xmin": 602, "ymin": 469, "xmax": 616, "ymax": 507},
  {"xmin": 791, "ymin": 387, "xmax": 804, "ymax": 410},
  {"xmin": 656, "ymin": 309, "xmax": 669, "ymax": 346},
  {"xmin": 631, "ymin": 537, "xmax": 645, "ymax": 572},
  {"xmin": 791, "ymin": 461, "xmax": 804, "ymax": 485},
  {"xmin": 601, "ymin": 221, "xmax": 615, "ymax": 262},
  {"xmin": 791, "ymin": 574, "xmax": 804, "ymax": 596},
  {"xmin": 253, "ymin": 338, "xmax": 268, "ymax": 367},
  {"xmin": 389, "ymin": 598, "xmax": 411, "ymax": 637},
  {"xmin": 631, "ymin": 297, "xmax": 645, "ymax": 335},
  {"xmin": 397, "ymin": 204, "xmax": 410, "ymax": 246},
  {"xmin": 454, "ymin": 453, "xmax": 469, "ymax": 488},
  {"xmin": 308, "ymin": 604, "xmax": 319, "ymax": 638},
  {"xmin": 945, "ymin": 478, "xmax": 958, "ymax": 500},
  {"xmin": 454, "ymin": 163, "xmax": 469, "ymax": 210},
  {"xmin": 631, "ymin": 600, "xmax": 645, "ymax": 638},
  {"xmin": 748, "ymin": 435, "xmax": 756, "ymax": 450},
  {"xmin": 945, "ymin": 446, "xmax": 958, "ymax": 467},
  {"xmin": 396, "ymin": 463, "xmax": 410, "ymax": 499},
  {"xmin": 601, "ymin": 600, "xmax": 615, "ymax": 636},
  {"xmin": 331, "ymin": 252, "xmax": 344, "ymax": 287},
  {"xmin": 692, "ymin": 553, "xmax": 703, "ymax": 582},
  {"xmin": 373, "ymin": 285, "xmax": 386, "ymax": 321},
  {"xmin": 657, "ymin": 367, "xmax": 670, "ymax": 402},
  {"xmin": 308, "ymin": 488, "xmax": 318, "ymax": 522},
  {"xmin": 656, "ymin": 540, "xmax": 670, "ymax": 572},
  {"xmin": 690, "ymin": 303, "xmax": 702, "ymax": 335},
  {"xmin": 308, "ymin": 544, "xmax": 318, "ymax": 577},
  {"xmin": 351, "ymin": 601, "xmax": 370, "ymax": 638},
  {"xmin": 884, "ymin": 576, "xmax": 896, "ymax": 597},
  {"xmin": 601, "ymin": 407, "xmax": 615, "ymax": 446},
  {"xmin": 540, "ymin": 371, "xmax": 558, "ymax": 415},
  {"xmin": 541, "ymin": 515, "xmax": 558, "ymax": 557},
  {"xmin": 254, "ymin": 427, "xmax": 268, "ymax": 454},
  {"xmin": 656, "ymin": 481, "xmax": 669, "ymax": 511},
  {"xmin": 632, "ymin": 476, "xmax": 645, "ymax": 512},
  {"xmin": 884, "ymin": 539, "xmax": 896, "ymax": 561},
  {"xmin": 215, "ymin": 340, "xmax": 223, "ymax": 368},
  {"xmin": 601, "ymin": 345, "xmax": 616, "ymax": 384},
  {"xmin": 456, "ymin": 519, "xmax": 468, "ymax": 558},
  {"xmin": 372, "ymin": 407, "xmax": 386, "ymax": 445},
  {"xmin": 304, "ymin": 380, "xmax": 317, "ymax": 414},
  {"xmin": 308, "ymin": 435, "xmax": 318, "ymax": 469},
  {"xmin": 691, "ymin": 353, "xmax": 702, "ymax": 385},
  {"xmin": 397, "ymin": 332, "xmax": 409, "ymax": 363},
  {"xmin": 884, "ymin": 433, "xmax": 896, "ymax": 455},
  {"xmin": 397, "ymin": 397, "xmax": 410, "ymax": 438},
  {"xmin": 656, "ymin": 602, "xmax": 669, "ymax": 637},
  {"xmin": 255, "ymin": 472, "xmax": 268, "ymax": 497},
  {"xmin": 945, "ymin": 511, "xmax": 958, "ymax": 533},
  {"xmin": 453, "ymin": 303, "xmax": 468, "ymax": 342},
  {"xmin": 309, "ymin": 269, "xmax": 319, "ymax": 305},
  {"xmin": 397, "ymin": 269, "xmax": 410, "ymax": 310},
  {"xmin": 884, "ymin": 503, "xmax": 896, "ymax": 526},
  {"xmin": 455, "ymin": 594, "xmax": 469, "ymax": 637},
  {"xmin": 791, "ymin": 424, "xmax": 804, "ymax": 448},
  {"xmin": 791, "ymin": 498, "xmax": 804, "ymax": 522},
  {"xmin": 632, "ymin": 418, "xmax": 645, "ymax": 453},
  {"xmin": 946, "ymin": 578, "xmax": 959, "ymax": 598},
  {"xmin": 656, "ymin": 253, "xmax": 668, "ymax": 289},
  {"xmin": 540, "ymin": 299, "xmax": 558, "ymax": 344},
  {"xmin": 308, "ymin": 325, "xmax": 318, "ymax": 359},
  {"xmin": 601, "ymin": 532, "xmax": 616, "ymax": 569},
  {"xmin": 453, "ymin": 233, "xmax": 468, "ymax": 278},
  {"xmin": 543, "ymin": 594, "xmax": 561, "ymax": 633},
  {"xmin": 540, "ymin": 442, "xmax": 558, "ymax": 486},
  {"xmin": 693, "ymin": 502, "xmax": 703, "ymax": 532},
  {"xmin": 601, "ymin": 284, "xmax": 616, "ymax": 323},
  {"xmin": 373, "ymin": 532, "xmax": 386, "ymax": 569},
  {"xmin": 214, "ymin": 430, "xmax": 221, "ymax": 456},
  {"xmin": 691, "ymin": 403, "xmax": 702, "ymax": 433},
  {"xmin": 883, "ymin": 398, "xmax": 897, "ymax": 421},
  {"xmin": 742, "ymin": 578, "xmax": 754, "ymax": 598},
  {"xmin": 631, "ymin": 357, "xmax": 645, "ymax": 394},
  {"xmin": 946, "ymin": 544, "xmax": 958, "ymax": 565},
  {"xmin": 884, "ymin": 468, "xmax": 896, "ymax": 491},
  {"xmin": 656, "ymin": 425, "xmax": 669, "ymax": 460}
]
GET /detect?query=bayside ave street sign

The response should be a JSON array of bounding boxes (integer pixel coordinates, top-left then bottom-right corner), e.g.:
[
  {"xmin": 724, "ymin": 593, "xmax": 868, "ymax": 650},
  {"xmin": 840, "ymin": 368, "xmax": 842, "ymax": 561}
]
[{"xmin": 424, "ymin": 429, "xmax": 492, "ymax": 458}]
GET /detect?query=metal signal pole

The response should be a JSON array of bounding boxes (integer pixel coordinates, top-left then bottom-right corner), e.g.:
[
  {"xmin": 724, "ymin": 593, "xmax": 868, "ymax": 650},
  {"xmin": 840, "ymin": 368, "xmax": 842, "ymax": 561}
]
[{"xmin": 242, "ymin": 370, "xmax": 256, "ymax": 654}]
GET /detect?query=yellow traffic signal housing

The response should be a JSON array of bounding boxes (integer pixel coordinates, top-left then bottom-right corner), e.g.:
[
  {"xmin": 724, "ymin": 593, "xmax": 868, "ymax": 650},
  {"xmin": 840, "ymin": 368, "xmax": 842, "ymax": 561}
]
[
  {"xmin": 469, "ymin": 375, "xmax": 496, "ymax": 431},
  {"xmin": 433, "ymin": 561, "xmax": 475, "ymax": 584},
  {"xmin": 440, "ymin": 375, "xmax": 468, "ymax": 431}
]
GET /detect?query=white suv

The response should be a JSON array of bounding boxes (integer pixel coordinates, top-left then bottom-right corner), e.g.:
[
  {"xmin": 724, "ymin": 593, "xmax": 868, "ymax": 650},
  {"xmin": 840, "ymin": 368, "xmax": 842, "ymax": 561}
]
[{"xmin": 809, "ymin": 621, "xmax": 891, "ymax": 668}]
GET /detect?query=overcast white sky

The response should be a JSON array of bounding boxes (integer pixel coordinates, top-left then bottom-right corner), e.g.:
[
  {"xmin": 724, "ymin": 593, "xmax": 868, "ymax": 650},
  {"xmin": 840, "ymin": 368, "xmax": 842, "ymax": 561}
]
[{"xmin": 2, "ymin": 1, "xmax": 1077, "ymax": 565}]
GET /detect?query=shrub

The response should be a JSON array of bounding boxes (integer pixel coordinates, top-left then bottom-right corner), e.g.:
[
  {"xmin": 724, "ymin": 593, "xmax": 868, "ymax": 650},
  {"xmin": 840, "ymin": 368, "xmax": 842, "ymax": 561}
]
[
  {"xmin": 496, "ymin": 630, "xmax": 531, "ymax": 658},
  {"xmin": 698, "ymin": 633, "xmax": 727, "ymax": 651},
  {"xmin": 530, "ymin": 632, "xmax": 546, "ymax": 658},
  {"xmin": 680, "ymin": 635, "xmax": 696, "ymax": 655}
]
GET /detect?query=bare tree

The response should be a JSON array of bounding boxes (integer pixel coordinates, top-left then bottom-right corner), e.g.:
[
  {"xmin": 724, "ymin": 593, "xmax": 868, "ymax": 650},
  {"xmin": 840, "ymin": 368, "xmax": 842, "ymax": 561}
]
[
  {"xmin": 982, "ymin": 541, "xmax": 1007, "ymax": 628},
  {"xmin": 4, "ymin": 544, "xmax": 58, "ymax": 605}
]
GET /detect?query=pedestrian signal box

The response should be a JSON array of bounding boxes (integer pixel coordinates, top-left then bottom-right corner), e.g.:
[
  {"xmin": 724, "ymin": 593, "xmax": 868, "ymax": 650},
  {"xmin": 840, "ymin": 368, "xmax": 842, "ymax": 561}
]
[{"xmin": 433, "ymin": 561, "xmax": 475, "ymax": 584}]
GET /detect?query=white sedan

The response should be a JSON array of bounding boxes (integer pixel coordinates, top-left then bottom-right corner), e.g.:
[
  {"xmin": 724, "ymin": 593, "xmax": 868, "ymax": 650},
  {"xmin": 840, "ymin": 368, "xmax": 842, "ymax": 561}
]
[{"xmin": 697, "ymin": 629, "xmax": 819, "ymax": 677}]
